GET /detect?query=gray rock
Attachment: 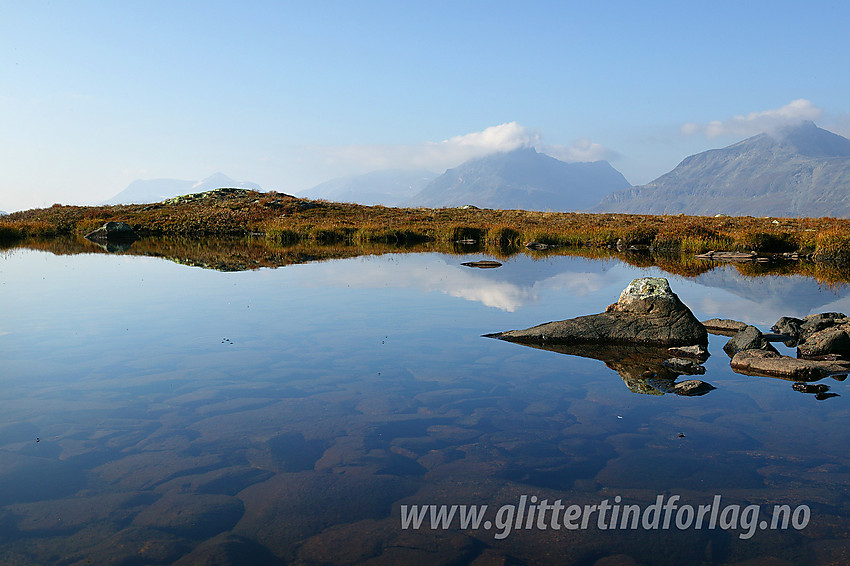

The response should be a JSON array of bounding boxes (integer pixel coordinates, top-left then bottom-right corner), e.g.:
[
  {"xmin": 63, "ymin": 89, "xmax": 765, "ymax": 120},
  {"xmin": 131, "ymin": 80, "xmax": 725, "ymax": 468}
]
[
  {"xmin": 702, "ymin": 318, "xmax": 749, "ymax": 336},
  {"xmin": 84, "ymin": 221, "xmax": 138, "ymax": 243},
  {"xmin": 662, "ymin": 357, "xmax": 707, "ymax": 375},
  {"xmin": 798, "ymin": 324, "xmax": 850, "ymax": 359},
  {"xmin": 801, "ymin": 312, "xmax": 848, "ymax": 334},
  {"xmin": 723, "ymin": 326, "xmax": 779, "ymax": 358},
  {"xmin": 486, "ymin": 277, "xmax": 707, "ymax": 346},
  {"xmin": 730, "ymin": 350, "xmax": 850, "ymax": 380},
  {"xmin": 792, "ymin": 312, "xmax": 850, "ymax": 358}
]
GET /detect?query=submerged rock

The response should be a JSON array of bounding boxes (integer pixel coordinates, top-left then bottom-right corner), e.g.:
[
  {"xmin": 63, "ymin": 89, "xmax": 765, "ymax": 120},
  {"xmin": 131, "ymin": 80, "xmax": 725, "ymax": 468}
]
[
  {"xmin": 646, "ymin": 377, "xmax": 714, "ymax": 396},
  {"xmin": 672, "ymin": 379, "xmax": 716, "ymax": 396},
  {"xmin": 662, "ymin": 357, "xmax": 707, "ymax": 375},
  {"xmin": 722, "ymin": 326, "xmax": 779, "ymax": 358},
  {"xmin": 486, "ymin": 277, "xmax": 707, "ymax": 347},
  {"xmin": 730, "ymin": 350, "xmax": 850, "ymax": 380},
  {"xmin": 84, "ymin": 221, "xmax": 138, "ymax": 243},
  {"xmin": 667, "ymin": 344, "xmax": 710, "ymax": 361}
]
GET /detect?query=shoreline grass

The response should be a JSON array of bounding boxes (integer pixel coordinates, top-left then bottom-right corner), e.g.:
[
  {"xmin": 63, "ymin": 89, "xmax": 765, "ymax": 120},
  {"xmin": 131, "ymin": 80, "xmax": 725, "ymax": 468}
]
[{"xmin": 3, "ymin": 188, "xmax": 850, "ymax": 264}]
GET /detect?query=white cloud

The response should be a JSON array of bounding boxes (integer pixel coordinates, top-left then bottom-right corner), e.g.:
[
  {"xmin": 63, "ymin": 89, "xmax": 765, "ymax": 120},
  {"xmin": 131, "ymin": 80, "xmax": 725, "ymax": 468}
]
[
  {"xmin": 543, "ymin": 138, "xmax": 621, "ymax": 163},
  {"xmin": 438, "ymin": 121, "xmax": 539, "ymax": 151},
  {"xmin": 682, "ymin": 99, "xmax": 823, "ymax": 139}
]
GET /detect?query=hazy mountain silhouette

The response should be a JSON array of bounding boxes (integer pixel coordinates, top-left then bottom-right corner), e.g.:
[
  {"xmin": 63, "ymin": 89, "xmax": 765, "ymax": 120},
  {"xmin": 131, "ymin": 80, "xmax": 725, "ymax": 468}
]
[
  {"xmin": 405, "ymin": 147, "xmax": 630, "ymax": 210},
  {"xmin": 594, "ymin": 121, "xmax": 850, "ymax": 217},
  {"xmin": 299, "ymin": 169, "xmax": 437, "ymax": 206},
  {"xmin": 103, "ymin": 173, "xmax": 262, "ymax": 205}
]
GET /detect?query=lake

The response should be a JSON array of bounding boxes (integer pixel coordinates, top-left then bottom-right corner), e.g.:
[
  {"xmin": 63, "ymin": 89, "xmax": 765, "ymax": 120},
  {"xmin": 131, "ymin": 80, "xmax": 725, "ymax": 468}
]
[{"xmin": 2, "ymin": 242, "xmax": 850, "ymax": 565}]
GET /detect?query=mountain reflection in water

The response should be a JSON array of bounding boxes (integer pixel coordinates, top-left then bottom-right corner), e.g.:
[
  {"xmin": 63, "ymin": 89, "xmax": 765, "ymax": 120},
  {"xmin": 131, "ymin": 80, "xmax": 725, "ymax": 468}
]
[{"xmin": 1, "ymin": 241, "xmax": 850, "ymax": 565}]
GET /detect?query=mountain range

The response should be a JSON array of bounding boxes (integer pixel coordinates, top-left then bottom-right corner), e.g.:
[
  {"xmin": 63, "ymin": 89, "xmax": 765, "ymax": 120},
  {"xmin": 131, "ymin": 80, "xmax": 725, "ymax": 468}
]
[
  {"xmin": 594, "ymin": 121, "xmax": 850, "ymax": 217},
  {"xmin": 102, "ymin": 173, "xmax": 262, "ymax": 205},
  {"xmin": 298, "ymin": 168, "xmax": 437, "ymax": 206}
]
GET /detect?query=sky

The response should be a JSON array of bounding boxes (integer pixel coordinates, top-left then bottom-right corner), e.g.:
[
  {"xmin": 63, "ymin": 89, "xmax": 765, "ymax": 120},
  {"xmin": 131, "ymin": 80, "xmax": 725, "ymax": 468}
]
[{"xmin": 2, "ymin": 0, "xmax": 849, "ymax": 212}]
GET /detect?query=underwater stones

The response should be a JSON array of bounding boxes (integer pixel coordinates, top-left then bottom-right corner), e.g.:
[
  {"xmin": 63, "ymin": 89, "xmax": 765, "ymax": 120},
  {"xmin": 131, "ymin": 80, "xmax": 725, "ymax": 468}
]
[
  {"xmin": 84, "ymin": 221, "xmax": 138, "ymax": 243},
  {"xmin": 486, "ymin": 277, "xmax": 707, "ymax": 347},
  {"xmin": 132, "ymin": 493, "xmax": 244, "ymax": 539},
  {"xmin": 722, "ymin": 326, "xmax": 779, "ymax": 358}
]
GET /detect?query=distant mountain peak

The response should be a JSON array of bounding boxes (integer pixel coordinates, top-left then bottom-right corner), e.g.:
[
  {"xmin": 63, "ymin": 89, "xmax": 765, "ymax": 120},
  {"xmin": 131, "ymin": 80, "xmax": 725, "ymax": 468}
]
[
  {"xmin": 406, "ymin": 149, "xmax": 630, "ymax": 211},
  {"xmin": 193, "ymin": 172, "xmax": 238, "ymax": 189},
  {"xmin": 766, "ymin": 120, "xmax": 850, "ymax": 158}
]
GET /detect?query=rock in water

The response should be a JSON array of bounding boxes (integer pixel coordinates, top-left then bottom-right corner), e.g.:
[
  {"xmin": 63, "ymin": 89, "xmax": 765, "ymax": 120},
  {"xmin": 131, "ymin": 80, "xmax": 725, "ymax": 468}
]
[
  {"xmin": 485, "ymin": 277, "xmax": 707, "ymax": 346},
  {"xmin": 722, "ymin": 325, "xmax": 780, "ymax": 358},
  {"xmin": 701, "ymin": 318, "xmax": 748, "ymax": 336},
  {"xmin": 84, "ymin": 221, "xmax": 138, "ymax": 243},
  {"xmin": 730, "ymin": 350, "xmax": 850, "ymax": 380}
]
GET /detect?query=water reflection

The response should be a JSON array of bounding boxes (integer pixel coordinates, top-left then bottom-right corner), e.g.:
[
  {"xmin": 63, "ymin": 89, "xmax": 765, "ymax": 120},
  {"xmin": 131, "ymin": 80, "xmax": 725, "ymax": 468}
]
[
  {"xmin": 2, "ymin": 245, "xmax": 850, "ymax": 564},
  {"xmin": 500, "ymin": 342, "xmax": 716, "ymax": 396}
]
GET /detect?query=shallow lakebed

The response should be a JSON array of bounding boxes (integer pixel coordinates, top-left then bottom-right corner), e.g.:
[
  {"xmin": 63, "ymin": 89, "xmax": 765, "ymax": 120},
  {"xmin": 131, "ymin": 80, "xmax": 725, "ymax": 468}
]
[{"xmin": 2, "ymin": 246, "xmax": 850, "ymax": 565}]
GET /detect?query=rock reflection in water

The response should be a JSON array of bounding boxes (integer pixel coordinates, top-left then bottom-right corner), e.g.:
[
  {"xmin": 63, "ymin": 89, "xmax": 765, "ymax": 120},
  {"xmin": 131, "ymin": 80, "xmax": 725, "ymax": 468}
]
[{"xmin": 499, "ymin": 341, "xmax": 716, "ymax": 397}]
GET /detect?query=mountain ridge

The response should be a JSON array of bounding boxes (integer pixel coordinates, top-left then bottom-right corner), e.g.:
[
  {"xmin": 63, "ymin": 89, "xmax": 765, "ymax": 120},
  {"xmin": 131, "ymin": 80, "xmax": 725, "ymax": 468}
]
[
  {"xmin": 594, "ymin": 121, "xmax": 850, "ymax": 218},
  {"xmin": 405, "ymin": 147, "xmax": 631, "ymax": 210},
  {"xmin": 299, "ymin": 168, "xmax": 437, "ymax": 206},
  {"xmin": 103, "ymin": 173, "xmax": 262, "ymax": 205}
]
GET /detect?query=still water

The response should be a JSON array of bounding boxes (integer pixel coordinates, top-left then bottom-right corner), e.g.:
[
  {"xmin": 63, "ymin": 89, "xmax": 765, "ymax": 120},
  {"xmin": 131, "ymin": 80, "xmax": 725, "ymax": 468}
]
[{"xmin": 1, "ymin": 247, "xmax": 850, "ymax": 565}]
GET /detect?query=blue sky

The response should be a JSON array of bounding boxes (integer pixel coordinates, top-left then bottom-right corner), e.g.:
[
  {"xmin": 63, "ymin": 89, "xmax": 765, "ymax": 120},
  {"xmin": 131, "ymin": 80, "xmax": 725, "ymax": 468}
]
[{"xmin": 2, "ymin": 0, "xmax": 849, "ymax": 211}]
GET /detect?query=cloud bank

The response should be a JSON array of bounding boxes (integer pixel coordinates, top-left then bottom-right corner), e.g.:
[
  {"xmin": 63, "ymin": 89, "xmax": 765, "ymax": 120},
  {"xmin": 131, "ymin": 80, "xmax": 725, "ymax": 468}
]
[
  {"xmin": 682, "ymin": 99, "xmax": 823, "ymax": 138},
  {"xmin": 298, "ymin": 122, "xmax": 617, "ymax": 182}
]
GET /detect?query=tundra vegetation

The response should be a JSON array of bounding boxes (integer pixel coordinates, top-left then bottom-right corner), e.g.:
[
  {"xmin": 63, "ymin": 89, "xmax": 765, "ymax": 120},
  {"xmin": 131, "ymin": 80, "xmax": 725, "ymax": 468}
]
[{"xmin": 2, "ymin": 189, "xmax": 849, "ymax": 281}]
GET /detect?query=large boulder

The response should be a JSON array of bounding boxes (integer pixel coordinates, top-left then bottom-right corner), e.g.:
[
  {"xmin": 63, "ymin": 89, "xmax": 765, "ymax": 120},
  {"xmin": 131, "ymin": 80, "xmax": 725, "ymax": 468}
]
[{"xmin": 486, "ymin": 277, "xmax": 707, "ymax": 346}]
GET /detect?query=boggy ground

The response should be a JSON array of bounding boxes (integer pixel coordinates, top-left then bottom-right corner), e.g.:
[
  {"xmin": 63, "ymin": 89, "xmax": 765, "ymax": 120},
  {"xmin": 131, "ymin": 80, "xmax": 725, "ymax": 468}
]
[{"xmin": 2, "ymin": 188, "xmax": 850, "ymax": 265}]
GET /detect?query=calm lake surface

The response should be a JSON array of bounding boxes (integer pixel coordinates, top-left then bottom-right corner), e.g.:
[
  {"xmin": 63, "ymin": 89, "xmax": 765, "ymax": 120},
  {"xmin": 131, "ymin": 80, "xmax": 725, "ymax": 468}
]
[{"xmin": 2, "ymin": 245, "xmax": 850, "ymax": 565}]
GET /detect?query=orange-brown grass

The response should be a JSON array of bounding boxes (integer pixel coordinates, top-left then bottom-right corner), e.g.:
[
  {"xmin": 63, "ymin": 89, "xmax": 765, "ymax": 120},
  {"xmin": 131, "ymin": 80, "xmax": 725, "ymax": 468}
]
[{"xmin": 3, "ymin": 189, "xmax": 850, "ymax": 265}]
